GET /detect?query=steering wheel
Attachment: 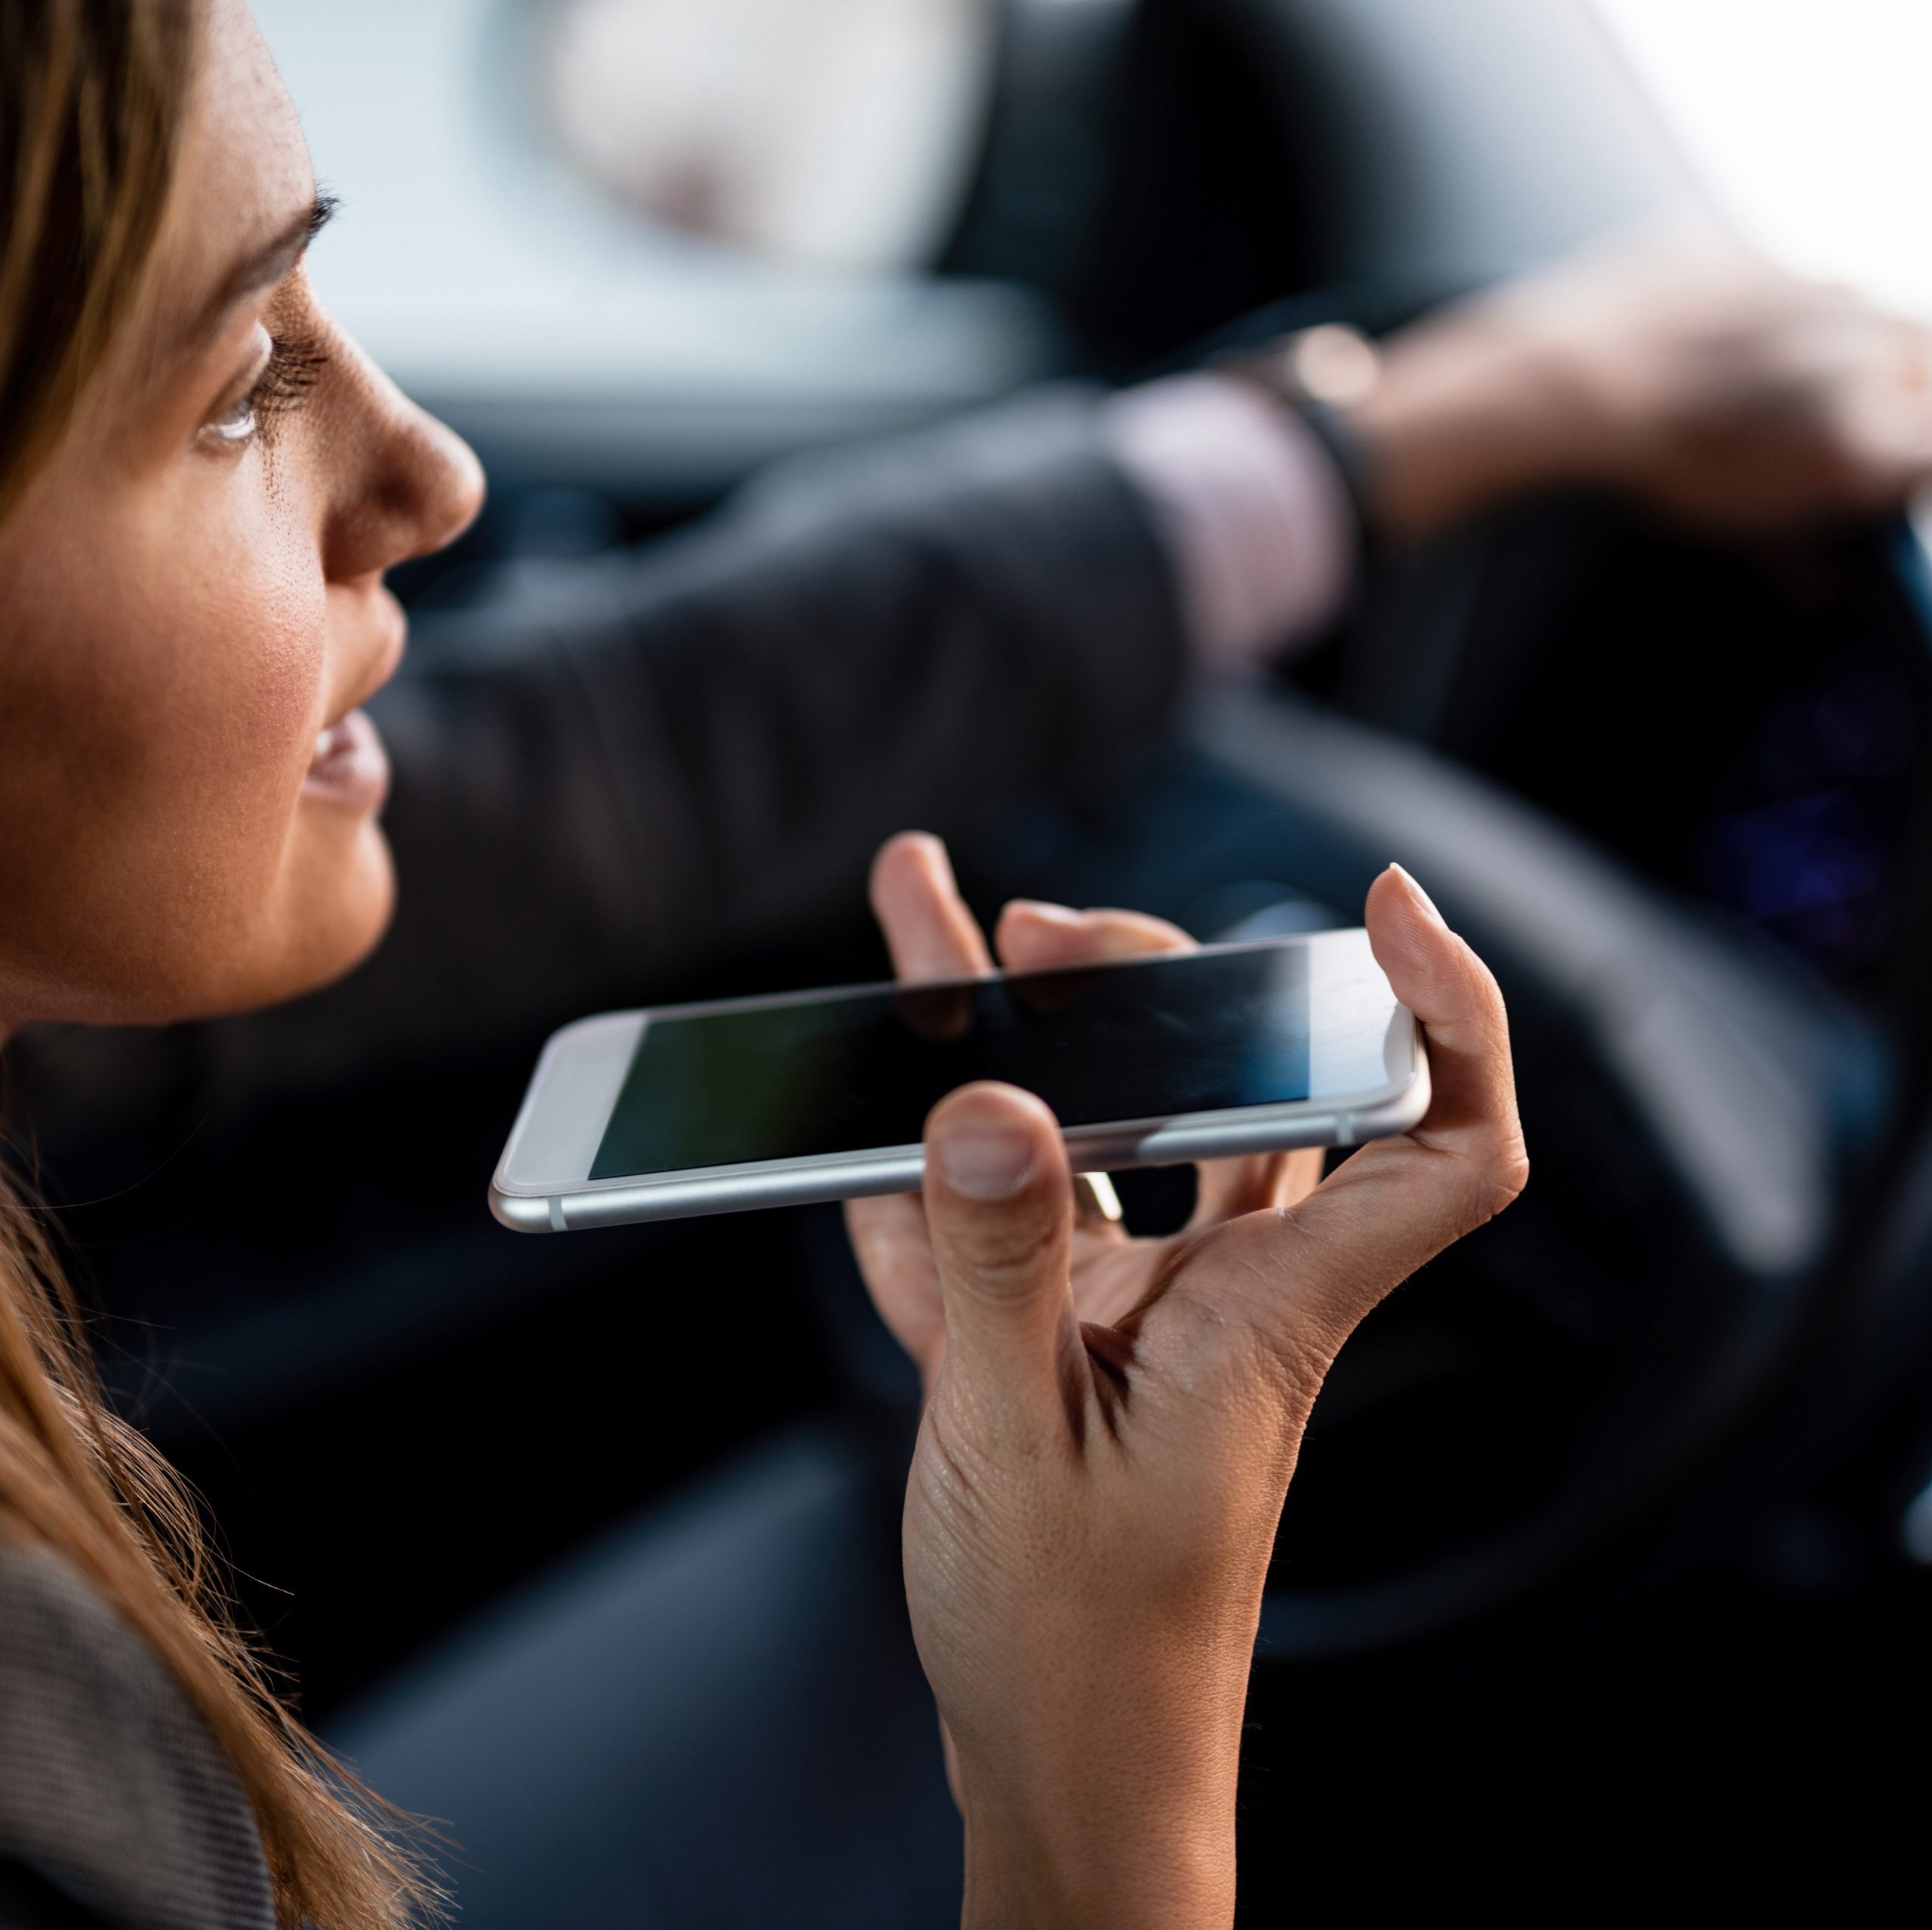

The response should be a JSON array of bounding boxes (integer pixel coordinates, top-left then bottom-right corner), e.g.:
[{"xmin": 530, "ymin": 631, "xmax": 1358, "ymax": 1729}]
[
  {"xmin": 1211, "ymin": 676, "xmax": 1897, "ymax": 1666},
  {"xmin": 940, "ymin": 0, "xmax": 1932, "ymax": 1673},
  {"xmin": 992, "ymin": 608, "xmax": 1915, "ymax": 1668}
]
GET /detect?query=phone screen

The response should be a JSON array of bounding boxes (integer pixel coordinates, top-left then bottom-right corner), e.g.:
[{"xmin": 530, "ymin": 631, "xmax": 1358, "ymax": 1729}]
[{"xmin": 590, "ymin": 942, "xmax": 1335, "ymax": 1180}]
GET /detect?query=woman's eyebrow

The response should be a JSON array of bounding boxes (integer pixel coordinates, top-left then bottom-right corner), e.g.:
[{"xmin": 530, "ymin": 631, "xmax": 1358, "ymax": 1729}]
[{"xmin": 186, "ymin": 192, "xmax": 337, "ymax": 350}]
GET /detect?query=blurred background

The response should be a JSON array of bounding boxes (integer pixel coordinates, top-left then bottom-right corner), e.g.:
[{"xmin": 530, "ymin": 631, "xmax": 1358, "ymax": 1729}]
[
  {"xmin": 266, "ymin": 0, "xmax": 1932, "ymax": 493},
  {"xmin": 23, "ymin": 0, "xmax": 1932, "ymax": 1913}
]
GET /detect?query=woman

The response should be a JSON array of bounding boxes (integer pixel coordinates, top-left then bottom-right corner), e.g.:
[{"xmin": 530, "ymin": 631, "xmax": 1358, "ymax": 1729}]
[{"xmin": 0, "ymin": 3, "xmax": 1526, "ymax": 1926}]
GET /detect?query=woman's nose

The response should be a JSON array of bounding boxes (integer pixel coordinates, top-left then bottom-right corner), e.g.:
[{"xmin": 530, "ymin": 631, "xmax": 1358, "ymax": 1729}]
[
  {"xmin": 321, "ymin": 334, "xmax": 486, "ymax": 582},
  {"xmin": 394, "ymin": 404, "xmax": 487, "ymax": 565}
]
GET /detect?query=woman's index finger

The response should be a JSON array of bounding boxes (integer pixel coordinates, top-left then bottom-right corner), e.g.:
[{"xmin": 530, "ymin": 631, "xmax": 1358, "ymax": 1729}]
[{"xmin": 869, "ymin": 833, "xmax": 994, "ymax": 980}]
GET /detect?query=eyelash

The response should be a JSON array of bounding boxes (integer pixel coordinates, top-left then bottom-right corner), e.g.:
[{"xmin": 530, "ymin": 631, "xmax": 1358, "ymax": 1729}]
[
  {"xmin": 254, "ymin": 331, "xmax": 330, "ymax": 416},
  {"xmin": 208, "ymin": 331, "xmax": 330, "ymax": 446}
]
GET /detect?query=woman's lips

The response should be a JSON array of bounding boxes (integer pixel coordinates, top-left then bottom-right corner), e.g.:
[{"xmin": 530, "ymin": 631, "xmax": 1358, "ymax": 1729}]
[{"xmin": 303, "ymin": 707, "xmax": 389, "ymax": 814}]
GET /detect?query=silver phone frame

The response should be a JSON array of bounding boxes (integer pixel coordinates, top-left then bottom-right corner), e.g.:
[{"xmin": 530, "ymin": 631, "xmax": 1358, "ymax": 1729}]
[{"xmin": 490, "ymin": 934, "xmax": 1430, "ymax": 1233}]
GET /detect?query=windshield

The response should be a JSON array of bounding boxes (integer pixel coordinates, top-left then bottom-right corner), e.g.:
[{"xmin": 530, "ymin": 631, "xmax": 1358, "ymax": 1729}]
[{"xmin": 1598, "ymin": 0, "xmax": 1932, "ymax": 316}]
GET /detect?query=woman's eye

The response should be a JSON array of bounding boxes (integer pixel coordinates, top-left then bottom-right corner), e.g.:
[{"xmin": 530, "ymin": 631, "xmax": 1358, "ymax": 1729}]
[
  {"xmin": 202, "ymin": 387, "xmax": 260, "ymax": 447},
  {"xmin": 197, "ymin": 331, "xmax": 328, "ymax": 452}
]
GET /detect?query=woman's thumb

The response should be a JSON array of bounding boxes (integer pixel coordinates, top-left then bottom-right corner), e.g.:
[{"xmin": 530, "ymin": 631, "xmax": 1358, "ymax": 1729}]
[{"xmin": 922, "ymin": 1083, "xmax": 1078, "ymax": 1414}]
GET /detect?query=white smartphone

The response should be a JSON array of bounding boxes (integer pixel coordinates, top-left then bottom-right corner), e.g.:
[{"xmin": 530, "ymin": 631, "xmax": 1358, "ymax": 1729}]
[{"xmin": 490, "ymin": 928, "xmax": 1429, "ymax": 1233}]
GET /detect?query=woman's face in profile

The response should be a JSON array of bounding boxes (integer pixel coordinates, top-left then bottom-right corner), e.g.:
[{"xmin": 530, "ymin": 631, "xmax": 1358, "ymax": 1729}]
[{"xmin": 0, "ymin": 0, "xmax": 483, "ymax": 1028}]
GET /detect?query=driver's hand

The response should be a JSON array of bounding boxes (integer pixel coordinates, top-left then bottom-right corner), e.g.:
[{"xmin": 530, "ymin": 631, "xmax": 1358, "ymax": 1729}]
[
  {"xmin": 846, "ymin": 833, "xmax": 1527, "ymax": 1930},
  {"xmin": 1352, "ymin": 226, "xmax": 1932, "ymax": 537}
]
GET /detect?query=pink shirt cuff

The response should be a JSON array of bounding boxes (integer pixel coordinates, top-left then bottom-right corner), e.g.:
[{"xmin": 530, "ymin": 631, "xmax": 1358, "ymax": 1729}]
[{"xmin": 1103, "ymin": 372, "xmax": 1356, "ymax": 671}]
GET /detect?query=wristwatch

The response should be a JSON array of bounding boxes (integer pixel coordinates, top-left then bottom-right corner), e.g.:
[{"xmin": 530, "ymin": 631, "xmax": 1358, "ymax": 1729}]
[{"xmin": 1213, "ymin": 322, "xmax": 1380, "ymax": 535}]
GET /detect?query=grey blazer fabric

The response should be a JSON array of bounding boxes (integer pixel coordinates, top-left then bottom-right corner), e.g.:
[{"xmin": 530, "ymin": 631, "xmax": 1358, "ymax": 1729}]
[{"xmin": 0, "ymin": 1542, "xmax": 274, "ymax": 1930}]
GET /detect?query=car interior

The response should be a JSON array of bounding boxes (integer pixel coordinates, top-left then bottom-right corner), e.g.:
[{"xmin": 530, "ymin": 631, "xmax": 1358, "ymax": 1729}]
[{"xmin": 17, "ymin": 0, "xmax": 1930, "ymax": 1908}]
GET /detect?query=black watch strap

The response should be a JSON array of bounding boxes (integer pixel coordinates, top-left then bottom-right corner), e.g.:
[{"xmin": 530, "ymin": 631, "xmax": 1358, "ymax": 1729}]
[{"xmin": 1212, "ymin": 325, "xmax": 1380, "ymax": 543}]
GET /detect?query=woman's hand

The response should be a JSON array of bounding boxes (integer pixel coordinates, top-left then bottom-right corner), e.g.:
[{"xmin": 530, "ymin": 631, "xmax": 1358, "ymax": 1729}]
[
  {"xmin": 1349, "ymin": 227, "xmax": 1932, "ymax": 537},
  {"xmin": 847, "ymin": 835, "xmax": 1527, "ymax": 1930}
]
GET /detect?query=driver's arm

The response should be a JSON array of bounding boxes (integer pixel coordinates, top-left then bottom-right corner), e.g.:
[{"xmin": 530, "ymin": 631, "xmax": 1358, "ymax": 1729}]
[
  {"xmin": 153, "ymin": 383, "xmax": 1336, "ymax": 1107},
  {"xmin": 34, "ymin": 227, "xmax": 1930, "ymax": 1122},
  {"xmin": 361, "ymin": 391, "xmax": 1198, "ymax": 1052},
  {"xmin": 1344, "ymin": 228, "xmax": 1932, "ymax": 537},
  {"xmin": 10, "ymin": 379, "xmax": 1346, "ymax": 1127}
]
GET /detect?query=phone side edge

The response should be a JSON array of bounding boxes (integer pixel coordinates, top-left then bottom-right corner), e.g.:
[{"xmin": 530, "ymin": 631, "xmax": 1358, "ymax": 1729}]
[
  {"xmin": 1063, "ymin": 1051, "xmax": 1430, "ymax": 1168},
  {"xmin": 506, "ymin": 1054, "xmax": 1432, "ymax": 1236},
  {"xmin": 1339, "ymin": 1044, "xmax": 1431, "ymax": 1144},
  {"xmin": 546, "ymin": 1150, "xmax": 931, "ymax": 1231},
  {"xmin": 490, "ymin": 1187, "xmax": 560, "ymax": 1234}
]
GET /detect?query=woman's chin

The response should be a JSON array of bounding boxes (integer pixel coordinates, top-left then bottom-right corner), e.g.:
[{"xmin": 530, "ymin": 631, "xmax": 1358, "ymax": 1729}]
[
  {"xmin": 188, "ymin": 824, "xmax": 398, "ymax": 1021},
  {"xmin": 0, "ymin": 823, "xmax": 401, "ymax": 1030},
  {"xmin": 275, "ymin": 824, "xmax": 398, "ymax": 1002}
]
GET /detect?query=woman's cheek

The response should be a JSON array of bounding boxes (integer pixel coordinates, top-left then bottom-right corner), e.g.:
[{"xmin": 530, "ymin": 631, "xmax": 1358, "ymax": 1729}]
[
  {"xmin": 188, "ymin": 491, "xmax": 334, "ymax": 820},
  {"xmin": 91, "ymin": 533, "xmax": 336, "ymax": 1008}
]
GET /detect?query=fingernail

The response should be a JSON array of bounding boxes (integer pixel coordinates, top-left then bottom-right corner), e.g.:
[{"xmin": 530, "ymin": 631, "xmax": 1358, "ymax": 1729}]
[
  {"xmin": 918, "ymin": 836, "xmax": 958, "ymax": 888},
  {"xmin": 935, "ymin": 1122, "xmax": 1038, "ymax": 1200},
  {"xmin": 1389, "ymin": 863, "xmax": 1445, "ymax": 925},
  {"xmin": 1006, "ymin": 900, "xmax": 1084, "ymax": 927}
]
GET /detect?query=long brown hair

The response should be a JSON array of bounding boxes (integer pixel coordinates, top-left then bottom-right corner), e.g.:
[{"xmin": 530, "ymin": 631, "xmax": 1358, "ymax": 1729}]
[{"xmin": 0, "ymin": 5, "xmax": 435, "ymax": 1924}]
